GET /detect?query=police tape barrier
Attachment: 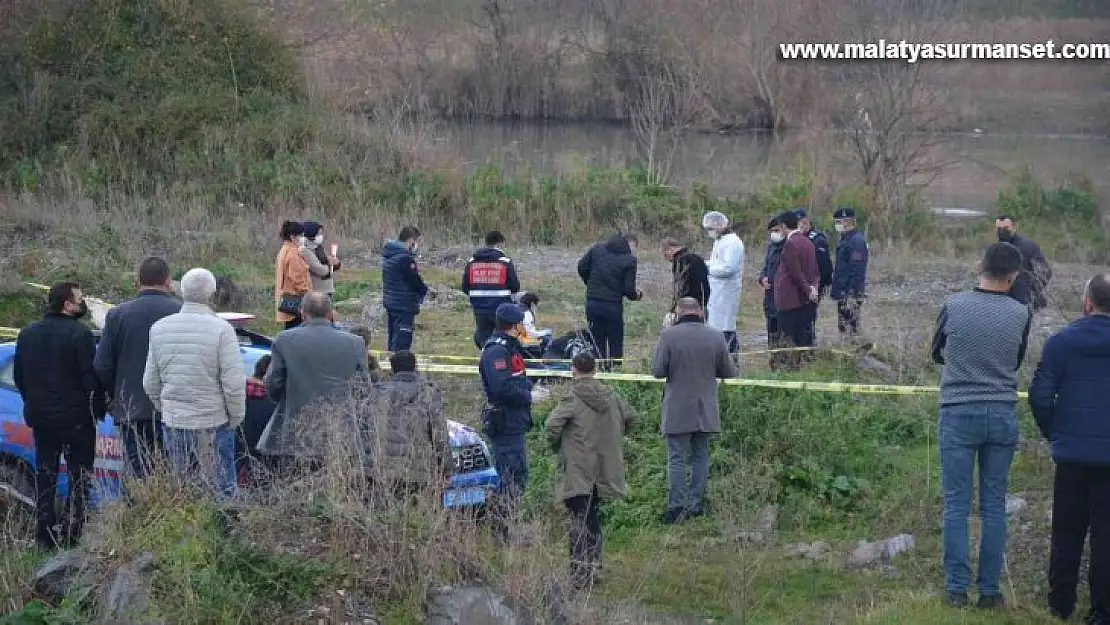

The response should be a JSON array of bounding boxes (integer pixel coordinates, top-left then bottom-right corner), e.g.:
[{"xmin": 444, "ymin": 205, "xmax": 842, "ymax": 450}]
[
  {"xmin": 369, "ymin": 345, "xmax": 852, "ymax": 365},
  {"xmin": 387, "ymin": 360, "xmax": 1032, "ymax": 399}
]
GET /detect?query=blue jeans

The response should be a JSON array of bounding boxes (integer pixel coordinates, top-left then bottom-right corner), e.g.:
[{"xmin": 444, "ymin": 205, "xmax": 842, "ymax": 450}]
[
  {"xmin": 162, "ymin": 424, "xmax": 238, "ymax": 501},
  {"xmin": 938, "ymin": 402, "xmax": 1019, "ymax": 596},
  {"xmin": 666, "ymin": 432, "xmax": 712, "ymax": 512}
]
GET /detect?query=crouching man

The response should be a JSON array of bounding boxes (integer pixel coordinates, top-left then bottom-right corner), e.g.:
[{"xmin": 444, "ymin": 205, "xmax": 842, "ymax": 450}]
[{"xmin": 545, "ymin": 352, "xmax": 637, "ymax": 589}]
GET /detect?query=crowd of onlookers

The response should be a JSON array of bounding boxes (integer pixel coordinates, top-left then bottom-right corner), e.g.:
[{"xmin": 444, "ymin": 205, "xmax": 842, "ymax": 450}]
[{"xmin": 13, "ymin": 209, "xmax": 1110, "ymax": 620}]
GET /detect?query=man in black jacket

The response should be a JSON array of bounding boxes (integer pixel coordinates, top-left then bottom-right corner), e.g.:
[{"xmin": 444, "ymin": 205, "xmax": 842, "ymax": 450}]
[
  {"xmin": 661, "ymin": 237, "xmax": 710, "ymax": 314},
  {"xmin": 462, "ymin": 230, "xmax": 521, "ymax": 349},
  {"xmin": 94, "ymin": 257, "xmax": 181, "ymax": 479},
  {"xmin": 577, "ymin": 234, "xmax": 643, "ymax": 369},
  {"xmin": 996, "ymin": 215, "xmax": 1053, "ymax": 312},
  {"xmin": 14, "ymin": 282, "xmax": 107, "ymax": 549}
]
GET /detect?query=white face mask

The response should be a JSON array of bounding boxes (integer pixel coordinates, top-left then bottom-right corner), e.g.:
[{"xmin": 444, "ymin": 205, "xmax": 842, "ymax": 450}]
[
  {"xmin": 313, "ymin": 234, "xmax": 324, "ymax": 246},
  {"xmin": 834, "ymin": 223, "xmax": 846, "ymax": 233},
  {"xmin": 769, "ymin": 232, "xmax": 784, "ymax": 244},
  {"xmin": 706, "ymin": 229, "xmax": 720, "ymax": 240},
  {"xmin": 296, "ymin": 235, "xmax": 307, "ymax": 246}
]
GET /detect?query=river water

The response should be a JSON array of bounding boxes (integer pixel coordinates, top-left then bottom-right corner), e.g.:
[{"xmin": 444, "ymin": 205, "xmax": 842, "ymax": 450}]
[{"xmin": 427, "ymin": 121, "xmax": 1110, "ymax": 211}]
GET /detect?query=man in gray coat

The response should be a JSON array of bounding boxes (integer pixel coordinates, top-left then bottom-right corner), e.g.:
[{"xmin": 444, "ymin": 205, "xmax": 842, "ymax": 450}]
[
  {"xmin": 651, "ymin": 297, "xmax": 738, "ymax": 524},
  {"xmin": 258, "ymin": 292, "xmax": 369, "ymax": 464}
]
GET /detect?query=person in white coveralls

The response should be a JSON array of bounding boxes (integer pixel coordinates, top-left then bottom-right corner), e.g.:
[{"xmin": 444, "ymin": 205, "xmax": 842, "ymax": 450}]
[{"xmin": 702, "ymin": 211, "xmax": 744, "ymax": 355}]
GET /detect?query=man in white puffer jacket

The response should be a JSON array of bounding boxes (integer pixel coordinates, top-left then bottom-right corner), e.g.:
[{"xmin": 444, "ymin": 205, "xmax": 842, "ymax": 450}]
[
  {"xmin": 702, "ymin": 211, "xmax": 745, "ymax": 356},
  {"xmin": 144, "ymin": 267, "xmax": 245, "ymax": 500}
]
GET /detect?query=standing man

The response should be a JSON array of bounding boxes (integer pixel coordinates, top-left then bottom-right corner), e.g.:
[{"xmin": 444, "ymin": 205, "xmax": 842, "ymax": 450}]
[
  {"xmin": 14, "ymin": 282, "xmax": 106, "ymax": 548},
  {"xmin": 545, "ymin": 352, "xmax": 637, "ymax": 588},
  {"xmin": 772, "ymin": 211, "xmax": 820, "ymax": 367},
  {"xmin": 1029, "ymin": 273, "xmax": 1110, "ymax": 623},
  {"xmin": 930, "ymin": 242, "xmax": 1032, "ymax": 610},
  {"xmin": 381, "ymin": 226, "xmax": 429, "ymax": 352},
  {"xmin": 479, "ymin": 303, "xmax": 548, "ymax": 542},
  {"xmin": 995, "ymin": 215, "xmax": 1053, "ymax": 312},
  {"xmin": 757, "ymin": 217, "xmax": 785, "ymax": 347},
  {"xmin": 577, "ymin": 233, "xmax": 642, "ymax": 369},
  {"xmin": 95, "ymin": 257, "xmax": 181, "ymax": 479},
  {"xmin": 660, "ymin": 237, "xmax": 710, "ymax": 318},
  {"xmin": 793, "ymin": 208, "xmax": 834, "ymax": 300},
  {"xmin": 144, "ymin": 268, "xmax": 246, "ymax": 501},
  {"xmin": 830, "ymin": 207, "xmax": 870, "ymax": 342},
  {"xmin": 702, "ymin": 211, "xmax": 744, "ymax": 355},
  {"xmin": 257, "ymin": 293, "xmax": 369, "ymax": 463},
  {"xmin": 462, "ymin": 230, "xmax": 521, "ymax": 349},
  {"xmin": 651, "ymin": 297, "xmax": 738, "ymax": 524}
]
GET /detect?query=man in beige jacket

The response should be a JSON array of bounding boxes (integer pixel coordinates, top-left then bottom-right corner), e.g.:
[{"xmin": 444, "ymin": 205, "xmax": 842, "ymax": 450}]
[{"xmin": 144, "ymin": 267, "xmax": 245, "ymax": 500}]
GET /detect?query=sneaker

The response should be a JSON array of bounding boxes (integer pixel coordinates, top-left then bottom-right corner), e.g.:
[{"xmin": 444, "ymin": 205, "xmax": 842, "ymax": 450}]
[
  {"xmin": 661, "ymin": 508, "xmax": 688, "ymax": 525},
  {"xmin": 946, "ymin": 592, "xmax": 970, "ymax": 608},
  {"xmin": 977, "ymin": 594, "xmax": 1005, "ymax": 610}
]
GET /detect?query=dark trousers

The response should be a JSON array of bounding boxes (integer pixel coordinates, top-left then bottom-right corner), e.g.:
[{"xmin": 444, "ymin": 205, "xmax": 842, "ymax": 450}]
[
  {"xmin": 566, "ymin": 487, "xmax": 603, "ymax": 584},
  {"xmin": 1049, "ymin": 462, "xmax": 1110, "ymax": 620},
  {"xmin": 837, "ymin": 298, "xmax": 863, "ymax": 335},
  {"xmin": 586, "ymin": 300, "xmax": 624, "ymax": 370},
  {"xmin": 774, "ymin": 304, "xmax": 816, "ymax": 369},
  {"xmin": 489, "ymin": 434, "xmax": 528, "ymax": 540},
  {"xmin": 386, "ymin": 310, "xmax": 416, "ymax": 352},
  {"xmin": 722, "ymin": 331, "xmax": 740, "ymax": 355},
  {"xmin": 120, "ymin": 421, "xmax": 162, "ymax": 479},
  {"xmin": 777, "ymin": 304, "xmax": 816, "ymax": 348},
  {"xmin": 33, "ymin": 423, "xmax": 96, "ymax": 548},
  {"xmin": 765, "ymin": 316, "xmax": 779, "ymax": 345},
  {"xmin": 473, "ymin": 311, "xmax": 496, "ymax": 349}
]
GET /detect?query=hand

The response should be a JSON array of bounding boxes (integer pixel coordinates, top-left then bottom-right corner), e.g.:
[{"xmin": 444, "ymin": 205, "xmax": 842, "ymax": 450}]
[
  {"xmin": 760, "ymin": 277, "xmax": 770, "ymax": 290},
  {"xmin": 807, "ymin": 286, "xmax": 819, "ymax": 303},
  {"xmin": 636, "ymin": 288, "xmax": 644, "ymax": 300},
  {"xmin": 328, "ymin": 255, "xmax": 339, "ymax": 266}
]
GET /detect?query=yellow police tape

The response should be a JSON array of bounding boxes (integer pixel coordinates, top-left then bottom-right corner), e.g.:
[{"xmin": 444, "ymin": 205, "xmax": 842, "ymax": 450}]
[{"xmin": 369, "ymin": 345, "xmax": 852, "ymax": 365}]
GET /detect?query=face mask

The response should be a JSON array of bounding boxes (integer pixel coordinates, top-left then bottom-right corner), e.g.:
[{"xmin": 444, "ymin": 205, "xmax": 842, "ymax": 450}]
[
  {"xmin": 769, "ymin": 232, "xmax": 784, "ymax": 244},
  {"xmin": 834, "ymin": 223, "xmax": 845, "ymax": 233},
  {"xmin": 997, "ymin": 228, "xmax": 1014, "ymax": 242},
  {"xmin": 706, "ymin": 229, "xmax": 719, "ymax": 240},
  {"xmin": 296, "ymin": 235, "xmax": 306, "ymax": 246},
  {"xmin": 313, "ymin": 234, "xmax": 324, "ymax": 246}
]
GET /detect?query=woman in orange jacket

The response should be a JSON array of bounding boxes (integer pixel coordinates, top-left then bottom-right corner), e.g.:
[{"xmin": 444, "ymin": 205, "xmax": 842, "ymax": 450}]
[{"xmin": 275, "ymin": 221, "xmax": 312, "ymax": 330}]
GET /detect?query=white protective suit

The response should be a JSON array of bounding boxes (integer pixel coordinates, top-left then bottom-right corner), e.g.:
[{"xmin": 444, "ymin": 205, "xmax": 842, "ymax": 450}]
[{"xmin": 706, "ymin": 232, "xmax": 745, "ymax": 333}]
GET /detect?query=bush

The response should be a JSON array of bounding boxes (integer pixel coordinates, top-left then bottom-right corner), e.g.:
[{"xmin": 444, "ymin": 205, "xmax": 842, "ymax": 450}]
[{"xmin": 0, "ymin": 0, "xmax": 303, "ymax": 189}]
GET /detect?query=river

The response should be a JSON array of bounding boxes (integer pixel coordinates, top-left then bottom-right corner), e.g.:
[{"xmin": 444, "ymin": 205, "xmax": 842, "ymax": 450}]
[{"xmin": 426, "ymin": 121, "xmax": 1110, "ymax": 211}]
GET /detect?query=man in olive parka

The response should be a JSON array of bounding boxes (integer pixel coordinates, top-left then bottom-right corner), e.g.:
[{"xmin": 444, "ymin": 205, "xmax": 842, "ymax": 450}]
[{"xmin": 545, "ymin": 352, "xmax": 637, "ymax": 588}]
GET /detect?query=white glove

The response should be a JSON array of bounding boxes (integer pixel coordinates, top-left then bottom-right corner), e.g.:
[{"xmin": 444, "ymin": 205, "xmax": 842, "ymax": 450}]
[{"xmin": 530, "ymin": 386, "xmax": 551, "ymax": 403}]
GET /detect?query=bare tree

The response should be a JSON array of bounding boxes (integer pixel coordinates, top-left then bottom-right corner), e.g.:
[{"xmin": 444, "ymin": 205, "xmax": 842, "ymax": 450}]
[{"xmin": 823, "ymin": 0, "xmax": 963, "ymax": 211}]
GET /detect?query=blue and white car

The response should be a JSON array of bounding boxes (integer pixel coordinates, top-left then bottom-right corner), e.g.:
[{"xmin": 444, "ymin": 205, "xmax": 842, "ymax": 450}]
[{"xmin": 0, "ymin": 316, "xmax": 500, "ymax": 510}]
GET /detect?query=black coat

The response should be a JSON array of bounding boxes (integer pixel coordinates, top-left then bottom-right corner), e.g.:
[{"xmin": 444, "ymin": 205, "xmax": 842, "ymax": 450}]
[
  {"xmin": 670, "ymin": 248, "xmax": 710, "ymax": 310},
  {"xmin": 93, "ymin": 289, "xmax": 182, "ymax": 423},
  {"xmin": 14, "ymin": 314, "xmax": 107, "ymax": 430},
  {"xmin": 1005, "ymin": 234, "xmax": 1052, "ymax": 311},
  {"xmin": 577, "ymin": 235, "xmax": 641, "ymax": 307}
]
